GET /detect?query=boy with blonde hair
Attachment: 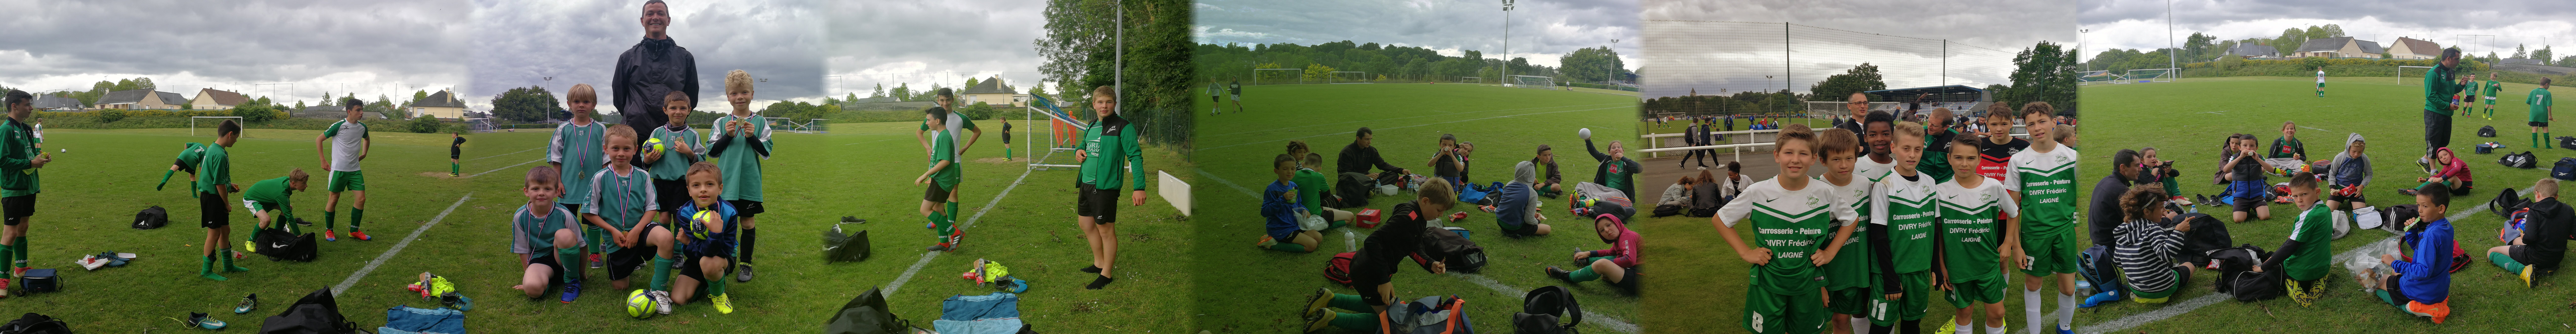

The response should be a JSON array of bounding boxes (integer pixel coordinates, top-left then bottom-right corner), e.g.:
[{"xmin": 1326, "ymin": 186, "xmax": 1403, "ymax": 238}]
[
  {"xmin": 707, "ymin": 70, "xmax": 773, "ymax": 282},
  {"xmin": 586, "ymin": 124, "xmax": 677, "ymax": 312},
  {"xmin": 553, "ymin": 84, "xmax": 610, "ymax": 270}
]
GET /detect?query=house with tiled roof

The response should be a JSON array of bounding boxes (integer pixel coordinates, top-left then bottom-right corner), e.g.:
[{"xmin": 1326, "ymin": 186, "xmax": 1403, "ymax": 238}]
[
  {"xmin": 96, "ymin": 89, "xmax": 187, "ymax": 110},
  {"xmin": 2385, "ymin": 37, "xmax": 2444, "ymax": 60},
  {"xmin": 410, "ymin": 88, "xmax": 468, "ymax": 119},
  {"xmin": 189, "ymin": 89, "xmax": 249, "ymax": 110},
  {"xmin": 960, "ymin": 76, "xmax": 1027, "ymax": 108},
  {"xmin": 2293, "ymin": 37, "xmax": 2384, "ymax": 58},
  {"xmin": 30, "ymin": 95, "xmax": 84, "ymax": 111}
]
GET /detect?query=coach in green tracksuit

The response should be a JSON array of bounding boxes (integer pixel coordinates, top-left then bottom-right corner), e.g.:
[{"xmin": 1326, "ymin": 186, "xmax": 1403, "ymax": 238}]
[
  {"xmin": 1074, "ymin": 86, "xmax": 1148, "ymax": 290},
  {"xmin": 2422, "ymin": 48, "xmax": 2467, "ymax": 166}
]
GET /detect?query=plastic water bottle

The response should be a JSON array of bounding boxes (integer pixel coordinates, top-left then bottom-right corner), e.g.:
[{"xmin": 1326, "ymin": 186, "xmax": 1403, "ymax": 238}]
[{"xmin": 1344, "ymin": 230, "xmax": 1358, "ymax": 252}]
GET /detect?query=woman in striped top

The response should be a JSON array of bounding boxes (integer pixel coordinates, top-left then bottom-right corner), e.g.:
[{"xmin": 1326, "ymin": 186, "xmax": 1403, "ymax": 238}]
[{"xmin": 2112, "ymin": 185, "xmax": 2197, "ymax": 303}]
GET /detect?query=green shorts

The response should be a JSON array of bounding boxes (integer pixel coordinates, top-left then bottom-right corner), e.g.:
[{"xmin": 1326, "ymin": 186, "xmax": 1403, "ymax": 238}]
[
  {"xmin": 2019, "ymin": 229, "xmax": 2080, "ymax": 277},
  {"xmin": 1827, "ymin": 286, "xmax": 1872, "ymax": 316},
  {"xmin": 1943, "ymin": 277, "xmax": 2006, "ymax": 309},
  {"xmin": 328, "ymin": 170, "xmax": 366, "ymax": 192},
  {"xmin": 2316, "ymin": 82, "xmax": 2325, "ymax": 88},
  {"xmin": 1868, "ymin": 271, "xmax": 1933, "ymax": 325},
  {"xmin": 1743, "ymin": 282, "xmax": 1828, "ymax": 334},
  {"xmin": 2486, "ymin": 96, "xmax": 2499, "ymax": 105}
]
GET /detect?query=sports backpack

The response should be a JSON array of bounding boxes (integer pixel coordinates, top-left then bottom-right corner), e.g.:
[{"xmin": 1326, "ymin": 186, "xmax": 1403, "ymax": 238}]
[
  {"xmin": 1331, "ymin": 172, "xmax": 1374, "ymax": 208},
  {"xmin": 260, "ymin": 288, "xmax": 362, "ymax": 334},
  {"xmin": 1412, "ymin": 223, "xmax": 1489, "ymax": 273},
  {"xmin": 2491, "ymin": 188, "xmax": 2530, "ymax": 218},
  {"xmin": 0, "ymin": 313, "xmax": 69, "ymax": 334},
  {"xmin": 2204, "ymin": 244, "xmax": 2266, "ymax": 295},
  {"xmin": 2478, "ymin": 125, "xmax": 2498, "ymax": 137},
  {"xmin": 1511, "ymin": 286, "xmax": 1581, "ymax": 334},
  {"xmin": 1325, "ymin": 252, "xmax": 1357, "ymax": 287},
  {"xmin": 2555, "ymin": 158, "xmax": 2576, "ymax": 180},
  {"xmin": 254, "ymin": 228, "xmax": 319, "ymax": 262},
  {"xmin": 1380, "ymin": 295, "xmax": 1473, "ymax": 334},
  {"xmin": 133, "ymin": 206, "xmax": 169, "ymax": 230},
  {"xmin": 2174, "ymin": 213, "xmax": 2231, "ymax": 265},
  {"xmin": 2560, "ymin": 136, "xmax": 2576, "ymax": 150},
  {"xmin": 825, "ymin": 287, "xmax": 921, "ymax": 334},
  {"xmin": 2502, "ymin": 152, "xmax": 2538, "ymax": 168},
  {"xmin": 823, "ymin": 223, "xmax": 872, "ymax": 263}
]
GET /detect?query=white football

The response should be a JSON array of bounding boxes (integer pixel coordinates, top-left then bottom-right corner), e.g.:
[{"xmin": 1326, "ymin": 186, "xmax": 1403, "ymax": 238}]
[{"xmin": 1578, "ymin": 128, "xmax": 1592, "ymax": 140}]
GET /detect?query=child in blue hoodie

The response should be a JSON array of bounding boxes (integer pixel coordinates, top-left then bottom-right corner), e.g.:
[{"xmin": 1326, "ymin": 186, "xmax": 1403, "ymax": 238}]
[
  {"xmin": 2379, "ymin": 182, "xmax": 2454, "ymax": 323},
  {"xmin": 1259, "ymin": 154, "xmax": 1319, "ymax": 253}
]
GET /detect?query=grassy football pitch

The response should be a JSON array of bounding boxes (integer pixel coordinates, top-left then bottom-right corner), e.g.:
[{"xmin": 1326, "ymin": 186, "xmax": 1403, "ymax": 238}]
[
  {"xmin": 2075, "ymin": 76, "xmax": 2576, "ymax": 333},
  {"xmin": 1191, "ymin": 82, "xmax": 1642, "ymax": 333}
]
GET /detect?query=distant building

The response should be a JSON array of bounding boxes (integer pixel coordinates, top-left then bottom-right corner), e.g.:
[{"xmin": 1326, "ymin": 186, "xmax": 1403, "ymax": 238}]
[
  {"xmin": 95, "ymin": 89, "xmax": 187, "ymax": 110},
  {"xmin": 959, "ymin": 76, "xmax": 1028, "ymax": 108},
  {"xmin": 190, "ymin": 88, "xmax": 249, "ymax": 110},
  {"xmin": 2223, "ymin": 44, "xmax": 2279, "ymax": 59},
  {"xmin": 2386, "ymin": 37, "xmax": 2443, "ymax": 60},
  {"xmin": 30, "ymin": 95, "xmax": 84, "ymax": 111},
  {"xmin": 296, "ymin": 105, "xmax": 384, "ymax": 120},
  {"xmin": 411, "ymin": 88, "xmax": 468, "ymax": 119},
  {"xmin": 2293, "ymin": 37, "xmax": 2385, "ymax": 58}
]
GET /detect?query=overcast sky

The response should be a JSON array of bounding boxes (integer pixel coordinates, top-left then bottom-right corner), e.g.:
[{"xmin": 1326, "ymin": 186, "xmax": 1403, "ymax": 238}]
[
  {"xmin": 1194, "ymin": 0, "xmax": 1640, "ymax": 70},
  {"xmin": 2079, "ymin": 0, "xmax": 2576, "ymax": 62},
  {"xmin": 1639, "ymin": 0, "xmax": 2075, "ymax": 99},
  {"xmin": 825, "ymin": 0, "xmax": 1051, "ymax": 99},
  {"xmin": 0, "ymin": 0, "xmax": 466, "ymax": 107},
  {"xmin": 471, "ymin": 0, "xmax": 822, "ymax": 113}
]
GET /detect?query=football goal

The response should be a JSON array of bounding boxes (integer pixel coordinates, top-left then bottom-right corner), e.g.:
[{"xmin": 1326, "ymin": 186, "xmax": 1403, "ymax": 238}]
[
  {"xmin": 1509, "ymin": 75, "xmax": 1558, "ymax": 90},
  {"xmin": 1253, "ymin": 68, "xmax": 1304, "ymax": 85},
  {"xmin": 2124, "ymin": 68, "xmax": 2178, "ymax": 83},
  {"xmin": 2398, "ymin": 66, "xmax": 2437, "ymax": 85},
  {"xmin": 1459, "ymin": 76, "xmax": 1483, "ymax": 84},
  {"xmin": 1330, "ymin": 71, "xmax": 1370, "ymax": 84},
  {"xmin": 189, "ymin": 116, "xmax": 245, "ymax": 136},
  {"xmin": 2077, "ymin": 71, "xmax": 2116, "ymax": 85}
]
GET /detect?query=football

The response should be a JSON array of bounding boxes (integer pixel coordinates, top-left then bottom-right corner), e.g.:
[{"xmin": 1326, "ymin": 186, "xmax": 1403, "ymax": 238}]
[
  {"xmin": 625, "ymin": 289, "xmax": 656, "ymax": 319},
  {"xmin": 688, "ymin": 210, "xmax": 721, "ymax": 240},
  {"xmin": 643, "ymin": 138, "xmax": 667, "ymax": 156},
  {"xmin": 1578, "ymin": 128, "xmax": 1591, "ymax": 140}
]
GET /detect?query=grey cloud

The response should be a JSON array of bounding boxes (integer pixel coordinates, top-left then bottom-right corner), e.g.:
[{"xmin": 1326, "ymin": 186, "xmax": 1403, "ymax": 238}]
[
  {"xmin": 1640, "ymin": 0, "xmax": 2074, "ymax": 99},
  {"xmin": 470, "ymin": 0, "xmax": 822, "ymax": 112},
  {"xmin": 1195, "ymin": 0, "xmax": 1640, "ymax": 68},
  {"xmin": 0, "ymin": 0, "xmax": 466, "ymax": 100},
  {"xmin": 824, "ymin": 0, "xmax": 1049, "ymax": 95}
]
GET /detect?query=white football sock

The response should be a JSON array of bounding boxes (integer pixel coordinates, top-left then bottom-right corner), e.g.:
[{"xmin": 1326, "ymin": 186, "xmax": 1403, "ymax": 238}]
[
  {"xmin": 1985, "ymin": 324, "xmax": 2010, "ymax": 334},
  {"xmin": 1958, "ymin": 325, "xmax": 1974, "ymax": 334},
  {"xmin": 2023, "ymin": 289, "xmax": 2042, "ymax": 334},
  {"xmin": 2056, "ymin": 293, "xmax": 2076, "ymax": 330}
]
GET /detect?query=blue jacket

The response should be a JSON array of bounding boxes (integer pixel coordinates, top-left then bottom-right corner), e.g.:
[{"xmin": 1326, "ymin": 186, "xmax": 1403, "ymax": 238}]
[
  {"xmin": 1262, "ymin": 180, "xmax": 1301, "ymax": 238},
  {"xmin": 2394, "ymin": 218, "xmax": 2453, "ymax": 303},
  {"xmin": 1493, "ymin": 181, "xmax": 1535, "ymax": 229}
]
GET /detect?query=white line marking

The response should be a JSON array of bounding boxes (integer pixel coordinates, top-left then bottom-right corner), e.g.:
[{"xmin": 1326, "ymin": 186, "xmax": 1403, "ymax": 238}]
[
  {"xmin": 1200, "ymin": 106, "xmax": 1627, "ymax": 151},
  {"xmin": 469, "ymin": 158, "xmax": 548, "ymax": 178},
  {"xmin": 333, "ymin": 193, "xmax": 473, "ymax": 295},
  {"xmin": 470, "ymin": 147, "xmax": 544, "ymax": 161},
  {"xmin": 2079, "ymin": 204, "xmax": 2487, "ymax": 334},
  {"xmin": 2301, "ymin": 126, "xmax": 2331, "ymax": 132},
  {"xmin": 883, "ymin": 165, "xmax": 1039, "ymax": 295},
  {"xmin": 1197, "ymin": 167, "xmax": 1639, "ymax": 333},
  {"xmin": 2200, "ymin": 111, "xmax": 2230, "ymax": 115}
]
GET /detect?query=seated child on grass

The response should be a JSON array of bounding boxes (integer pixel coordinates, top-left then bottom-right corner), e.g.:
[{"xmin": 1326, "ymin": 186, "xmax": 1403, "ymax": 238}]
[
  {"xmin": 2378, "ymin": 182, "xmax": 2456, "ymax": 323},
  {"xmin": 1496, "ymin": 161, "xmax": 1551, "ymax": 236},
  {"xmin": 1548, "ymin": 213, "xmax": 1636, "ymax": 290},
  {"xmin": 670, "ymin": 162, "xmax": 740, "ymax": 314},
  {"xmin": 510, "ymin": 166, "xmax": 583, "ymax": 300},
  {"xmin": 2256, "ymin": 173, "xmax": 2335, "ymax": 307},
  {"xmin": 1261, "ymin": 154, "xmax": 1322, "ymax": 253},
  {"xmin": 2489, "ymin": 178, "xmax": 2572, "ymax": 286}
]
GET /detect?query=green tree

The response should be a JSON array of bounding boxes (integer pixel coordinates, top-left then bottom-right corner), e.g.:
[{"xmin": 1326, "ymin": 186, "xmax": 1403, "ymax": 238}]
[
  {"xmin": 2535, "ymin": 46, "xmax": 2555, "ymax": 66},
  {"xmin": 2005, "ymin": 41, "xmax": 2080, "ymax": 117},
  {"xmin": 489, "ymin": 86, "xmax": 561, "ymax": 123},
  {"xmin": 1805, "ymin": 62, "xmax": 1886, "ymax": 102},
  {"xmin": 230, "ymin": 103, "xmax": 282, "ymax": 123},
  {"xmin": 408, "ymin": 114, "xmax": 445, "ymax": 133},
  {"xmin": 964, "ymin": 77, "xmax": 982, "ymax": 92},
  {"xmin": 2273, "ymin": 28, "xmax": 2307, "ymax": 56},
  {"xmin": 1557, "ymin": 46, "xmax": 1628, "ymax": 84},
  {"xmin": 890, "ymin": 83, "xmax": 913, "ymax": 102},
  {"xmin": 2514, "ymin": 44, "xmax": 2529, "ymax": 59},
  {"xmin": 1304, "ymin": 63, "xmax": 1339, "ymax": 81},
  {"xmin": 2184, "ymin": 32, "xmax": 2217, "ymax": 62},
  {"xmin": 870, "ymin": 84, "xmax": 886, "ymax": 98}
]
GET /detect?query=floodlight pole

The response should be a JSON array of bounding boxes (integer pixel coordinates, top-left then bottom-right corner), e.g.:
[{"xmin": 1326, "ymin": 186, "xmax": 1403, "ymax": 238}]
[
  {"xmin": 1609, "ymin": 39, "xmax": 1620, "ymax": 89},
  {"xmin": 1114, "ymin": 0, "xmax": 1123, "ymax": 118},
  {"xmin": 2166, "ymin": 0, "xmax": 2177, "ymax": 77},
  {"xmin": 542, "ymin": 76, "xmax": 553, "ymax": 121},
  {"xmin": 1502, "ymin": 0, "xmax": 1513, "ymax": 87}
]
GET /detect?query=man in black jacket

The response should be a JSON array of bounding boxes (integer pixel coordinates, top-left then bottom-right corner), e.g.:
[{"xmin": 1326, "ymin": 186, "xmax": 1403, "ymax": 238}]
[
  {"xmin": 1337, "ymin": 127, "xmax": 1408, "ymax": 184},
  {"xmin": 2080, "ymin": 149, "xmax": 2142, "ymax": 307},
  {"xmin": 613, "ymin": 0, "xmax": 699, "ymax": 151},
  {"xmin": 2490, "ymin": 178, "xmax": 2573, "ymax": 287}
]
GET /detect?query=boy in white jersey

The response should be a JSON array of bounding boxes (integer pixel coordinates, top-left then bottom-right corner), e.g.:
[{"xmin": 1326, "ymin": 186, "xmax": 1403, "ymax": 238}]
[
  {"xmin": 1857, "ymin": 110, "xmax": 1899, "ymax": 182},
  {"xmin": 1716, "ymin": 124, "xmax": 1857, "ymax": 334},
  {"xmin": 1867, "ymin": 121, "xmax": 1940, "ymax": 333},
  {"xmin": 314, "ymin": 98, "xmax": 372, "ymax": 241},
  {"xmin": 2003, "ymin": 102, "xmax": 2079, "ymax": 334},
  {"xmin": 2316, "ymin": 66, "xmax": 2327, "ymax": 97},
  {"xmin": 1815, "ymin": 128, "xmax": 1874, "ymax": 334},
  {"xmin": 1937, "ymin": 134, "xmax": 2020, "ymax": 334}
]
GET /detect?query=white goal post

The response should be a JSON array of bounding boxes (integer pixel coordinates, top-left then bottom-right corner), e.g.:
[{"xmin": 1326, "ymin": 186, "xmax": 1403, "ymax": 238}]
[
  {"xmin": 1329, "ymin": 71, "xmax": 1370, "ymax": 84},
  {"xmin": 2124, "ymin": 68, "xmax": 2178, "ymax": 83},
  {"xmin": 2398, "ymin": 66, "xmax": 2436, "ymax": 85},
  {"xmin": 1509, "ymin": 75, "xmax": 1558, "ymax": 90},
  {"xmin": 1253, "ymin": 68, "xmax": 1305, "ymax": 85},
  {"xmin": 190, "ymin": 116, "xmax": 245, "ymax": 136},
  {"xmin": 1459, "ymin": 76, "xmax": 1483, "ymax": 84}
]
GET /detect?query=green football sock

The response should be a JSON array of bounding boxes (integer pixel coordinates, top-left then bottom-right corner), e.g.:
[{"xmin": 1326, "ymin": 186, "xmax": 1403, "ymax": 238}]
[
  {"xmin": 2376, "ymin": 289, "xmax": 2396, "ymax": 306},
  {"xmin": 1567, "ymin": 266, "xmax": 1603, "ymax": 282},
  {"xmin": 200, "ymin": 254, "xmax": 222, "ymax": 280},
  {"xmin": 13, "ymin": 236, "xmax": 26, "ymax": 269},
  {"xmin": 351, "ymin": 209, "xmax": 364, "ymax": 229},
  {"xmin": 451, "ymin": 163, "xmax": 459, "ymax": 174},
  {"xmin": 1328, "ymin": 293, "xmax": 1371, "ymax": 312},
  {"xmin": 323, "ymin": 211, "xmax": 337, "ymax": 230},
  {"xmin": 2537, "ymin": 133, "xmax": 2544, "ymax": 148},
  {"xmin": 2491, "ymin": 252, "xmax": 2527, "ymax": 272},
  {"xmin": 650, "ymin": 256, "xmax": 675, "ymax": 291},
  {"xmin": 709, "ymin": 272, "xmax": 728, "ymax": 296},
  {"xmin": 1273, "ymin": 242, "xmax": 1307, "ymax": 253},
  {"xmin": 945, "ymin": 202, "xmax": 961, "ymax": 223},
  {"xmin": 0, "ymin": 244, "xmax": 12, "ymax": 278},
  {"xmin": 558, "ymin": 248, "xmax": 585, "ymax": 280},
  {"xmin": 1330, "ymin": 311, "xmax": 1378, "ymax": 331},
  {"xmin": 221, "ymin": 248, "xmax": 249, "ymax": 272}
]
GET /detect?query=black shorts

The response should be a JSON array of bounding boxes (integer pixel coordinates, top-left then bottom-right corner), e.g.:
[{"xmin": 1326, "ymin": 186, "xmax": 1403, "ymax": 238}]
[
  {"xmin": 1077, "ymin": 183, "xmax": 1120, "ymax": 224},
  {"xmin": 200, "ymin": 193, "xmax": 230, "ymax": 228},
  {"xmin": 725, "ymin": 200, "xmax": 764, "ymax": 218},
  {"xmin": 1500, "ymin": 221, "xmax": 1541, "ymax": 237},
  {"xmin": 2450, "ymin": 181, "xmax": 2475, "ymax": 196},
  {"xmin": 677, "ymin": 252, "xmax": 735, "ymax": 284},
  {"xmin": 1348, "ymin": 238, "xmax": 1401, "ymax": 306},
  {"xmin": 1609, "ymin": 265, "xmax": 1640, "ymax": 291},
  {"xmin": 653, "ymin": 179, "xmax": 687, "ymax": 214},
  {"xmin": 2328, "ymin": 194, "xmax": 2366, "ymax": 206},
  {"xmin": 2534, "ymin": 121, "xmax": 2551, "ymax": 128},
  {"xmin": 924, "ymin": 183, "xmax": 953, "ymax": 203},
  {"xmin": 450, "ymin": 147, "xmax": 461, "ymax": 160},
  {"xmin": 607, "ymin": 242, "xmax": 657, "ymax": 281},
  {"xmin": 526, "ymin": 253, "xmax": 564, "ymax": 280},
  {"xmin": 2, "ymin": 194, "xmax": 32, "ymax": 224},
  {"xmin": 2233, "ymin": 195, "xmax": 2267, "ymax": 213}
]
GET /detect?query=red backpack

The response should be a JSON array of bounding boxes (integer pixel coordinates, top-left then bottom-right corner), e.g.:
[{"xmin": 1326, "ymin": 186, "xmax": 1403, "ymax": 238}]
[{"xmin": 1325, "ymin": 252, "xmax": 1357, "ymax": 287}]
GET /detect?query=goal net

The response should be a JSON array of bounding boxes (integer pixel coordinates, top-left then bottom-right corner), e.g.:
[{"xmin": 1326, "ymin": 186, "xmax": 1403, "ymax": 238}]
[
  {"xmin": 190, "ymin": 116, "xmax": 245, "ymax": 136},
  {"xmin": 1253, "ymin": 69, "xmax": 1304, "ymax": 85},
  {"xmin": 2077, "ymin": 71, "xmax": 2116, "ymax": 85},
  {"xmin": 2124, "ymin": 68, "xmax": 2178, "ymax": 83},
  {"xmin": 1510, "ymin": 75, "xmax": 1558, "ymax": 90},
  {"xmin": 2398, "ymin": 66, "xmax": 2436, "ymax": 86},
  {"xmin": 1330, "ymin": 71, "xmax": 1369, "ymax": 84}
]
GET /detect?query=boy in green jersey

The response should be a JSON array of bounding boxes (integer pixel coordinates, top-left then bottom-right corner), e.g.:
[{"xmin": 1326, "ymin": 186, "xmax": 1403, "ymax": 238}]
[
  {"xmin": 585, "ymin": 125, "xmax": 677, "ymax": 314},
  {"xmin": 707, "ymin": 70, "xmax": 773, "ymax": 282},
  {"xmin": 1937, "ymin": 134, "xmax": 2019, "ymax": 334},
  {"xmin": 1867, "ymin": 121, "xmax": 1941, "ymax": 333},
  {"xmin": 2484, "ymin": 72, "xmax": 2504, "ymax": 120},
  {"xmin": 242, "ymin": 169, "xmax": 309, "ymax": 237},
  {"xmin": 2004, "ymin": 103, "xmax": 2079, "ymax": 334},
  {"xmin": 1917, "ymin": 108, "xmax": 1959, "ymax": 184},
  {"xmin": 552, "ymin": 84, "xmax": 609, "ymax": 270},
  {"xmin": 919, "ymin": 106, "xmax": 964, "ymax": 252},
  {"xmin": 509, "ymin": 166, "xmax": 582, "ymax": 301},
  {"xmin": 1075, "ymin": 85, "xmax": 1149, "ymax": 289},
  {"xmin": 2530, "ymin": 78, "xmax": 2554, "ymax": 148},
  {"xmin": 1814, "ymin": 128, "xmax": 1873, "ymax": 334},
  {"xmin": 2254, "ymin": 172, "xmax": 2332, "ymax": 307},
  {"xmin": 0, "ymin": 90, "xmax": 45, "ymax": 290},
  {"xmin": 916, "ymin": 89, "xmax": 979, "ymax": 234},
  {"xmin": 198, "ymin": 120, "xmax": 248, "ymax": 281},
  {"xmin": 1716, "ymin": 124, "xmax": 1857, "ymax": 334},
  {"xmin": 643, "ymin": 92, "xmax": 703, "ymax": 249},
  {"xmin": 314, "ymin": 98, "xmax": 372, "ymax": 242}
]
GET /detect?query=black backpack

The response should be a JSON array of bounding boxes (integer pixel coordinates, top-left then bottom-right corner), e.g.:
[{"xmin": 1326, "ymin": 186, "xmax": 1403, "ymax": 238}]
[
  {"xmin": 1412, "ymin": 226, "xmax": 1488, "ymax": 273},
  {"xmin": 253, "ymin": 228, "xmax": 319, "ymax": 262},
  {"xmin": 2492, "ymin": 188, "xmax": 2530, "ymax": 218},
  {"xmin": 1511, "ymin": 286, "xmax": 1581, "ymax": 334},
  {"xmin": 259, "ymin": 288, "xmax": 360, "ymax": 334},
  {"xmin": 1331, "ymin": 172, "xmax": 1374, "ymax": 208},
  {"xmin": 2174, "ymin": 213, "xmax": 2231, "ymax": 265},
  {"xmin": 2560, "ymin": 136, "xmax": 2576, "ymax": 150},
  {"xmin": 1649, "ymin": 204, "xmax": 1684, "ymax": 218},
  {"xmin": 133, "ymin": 206, "xmax": 169, "ymax": 230},
  {"xmin": 824, "ymin": 287, "xmax": 920, "ymax": 334},
  {"xmin": 2479, "ymin": 125, "xmax": 2498, "ymax": 137},
  {"xmin": 2204, "ymin": 244, "xmax": 2266, "ymax": 295},
  {"xmin": 2230, "ymin": 267, "xmax": 2283, "ymax": 302},
  {"xmin": 2502, "ymin": 151, "xmax": 2538, "ymax": 168},
  {"xmin": 0, "ymin": 313, "xmax": 69, "ymax": 334},
  {"xmin": 823, "ymin": 223, "xmax": 871, "ymax": 263},
  {"xmin": 2555, "ymin": 158, "xmax": 2576, "ymax": 180}
]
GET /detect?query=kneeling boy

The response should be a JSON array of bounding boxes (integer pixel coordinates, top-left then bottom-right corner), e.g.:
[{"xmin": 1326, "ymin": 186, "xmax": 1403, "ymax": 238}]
[
  {"xmin": 670, "ymin": 162, "xmax": 739, "ymax": 314},
  {"xmin": 510, "ymin": 166, "xmax": 582, "ymax": 300}
]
